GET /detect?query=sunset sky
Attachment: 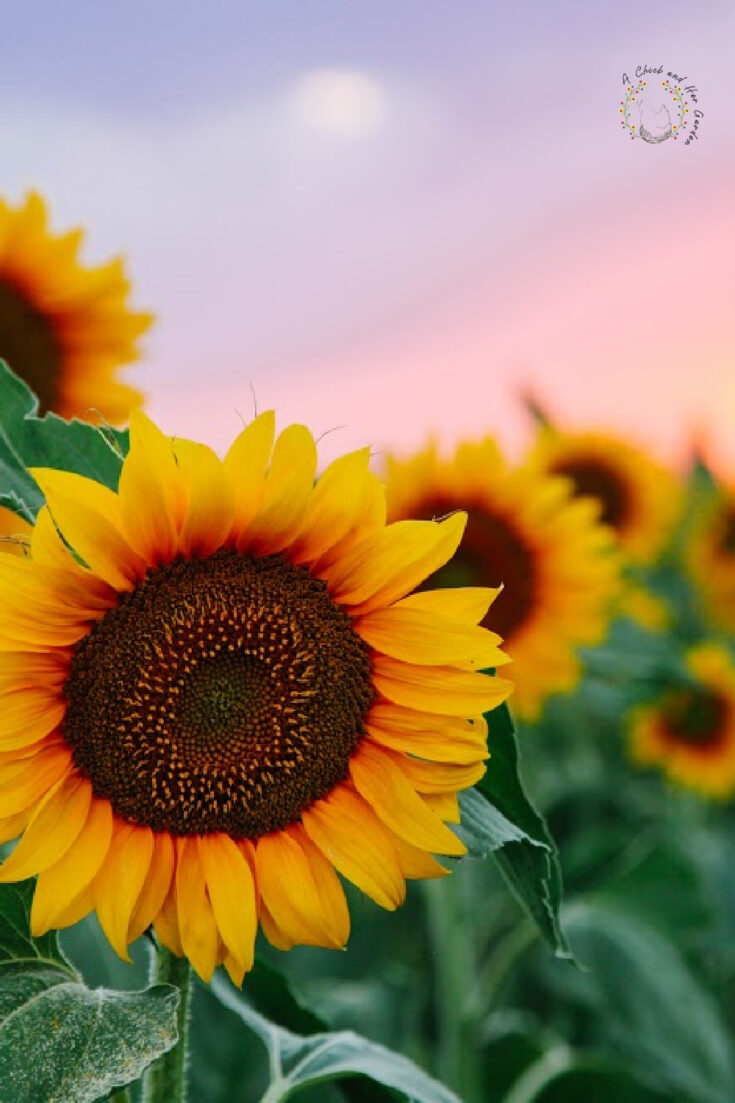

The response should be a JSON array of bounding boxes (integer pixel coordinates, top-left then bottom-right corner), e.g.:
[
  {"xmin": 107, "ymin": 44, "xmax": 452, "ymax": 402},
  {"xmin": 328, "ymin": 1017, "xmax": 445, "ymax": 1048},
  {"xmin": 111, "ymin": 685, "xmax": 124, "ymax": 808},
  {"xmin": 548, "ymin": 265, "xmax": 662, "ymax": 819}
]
[{"xmin": 1, "ymin": 1, "xmax": 733, "ymax": 472}]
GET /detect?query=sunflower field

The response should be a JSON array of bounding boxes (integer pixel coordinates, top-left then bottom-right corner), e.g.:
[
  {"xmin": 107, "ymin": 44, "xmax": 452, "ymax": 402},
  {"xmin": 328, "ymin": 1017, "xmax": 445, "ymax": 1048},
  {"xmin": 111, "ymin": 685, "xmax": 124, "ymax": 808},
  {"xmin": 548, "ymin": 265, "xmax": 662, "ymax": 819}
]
[{"xmin": 0, "ymin": 102, "xmax": 734, "ymax": 1099}]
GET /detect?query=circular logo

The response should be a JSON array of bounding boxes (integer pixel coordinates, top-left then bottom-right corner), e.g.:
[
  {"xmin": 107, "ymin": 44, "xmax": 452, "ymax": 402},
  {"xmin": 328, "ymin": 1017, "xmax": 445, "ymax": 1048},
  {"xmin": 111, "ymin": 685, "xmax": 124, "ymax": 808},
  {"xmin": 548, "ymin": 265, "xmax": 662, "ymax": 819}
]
[{"xmin": 618, "ymin": 69, "xmax": 701, "ymax": 145}]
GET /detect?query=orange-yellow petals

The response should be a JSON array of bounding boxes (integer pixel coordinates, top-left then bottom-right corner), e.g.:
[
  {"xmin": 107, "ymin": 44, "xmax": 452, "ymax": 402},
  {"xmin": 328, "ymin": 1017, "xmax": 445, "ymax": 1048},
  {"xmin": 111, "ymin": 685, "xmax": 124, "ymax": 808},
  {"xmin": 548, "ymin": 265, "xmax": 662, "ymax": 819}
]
[
  {"xmin": 0, "ymin": 744, "xmax": 72, "ymax": 814},
  {"xmin": 389, "ymin": 831, "xmax": 450, "ymax": 880},
  {"xmin": 293, "ymin": 448, "xmax": 373, "ymax": 564},
  {"xmin": 0, "ymin": 690, "xmax": 66, "ymax": 751},
  {"xmin": 372, "ymin": 655, "xmax": 512, "ymax": 716},
  {"xmin": 356, "ymin": 606, "xmax": 504, "ymax": 669},
  {"xmin": 349, "ymin": 742, "xmax": 466, "ymax": 856},
  {"xmin": 198, "ymin": 833, "xmax": 258, "ymax": 971},
  {"xmin": 395, "ymin": 586, "xmax": 501, "ymax": 625},
  {"xmin": 173, "ymin": 440, "xmax": 234, "ymax": 558},
  {"xmin": 154, "ymin": 882, "xmax": 184, "ymax": 958},
  {"xmin": 0, "ymin": 774, "xmax": 89, "ymax": 881},
  {"xmin": 0, "ymin": 506, "xmax": 32, "ymax": 558},
  {"xmin": 118, "ymin": 412, "xmax": 180, "ymax": 564},
  {"xmin": 94, "ymin": 821, "xmax": 154, "ymax": 960},
  {"xmin": 128, "ymin": 832, "xmax": 175, "ymax": 945},
  {"xmin": 175, "ymin": 837, "xmax": 219, "ymax": 982},
  {"xmin": 255, "ymin": 826, "xmax": 348, "ymax": 949},
  {"xmin": 326, "ymin": 514, "xmax": 466, "ymax": 614},
  {"xmin": 32, "ymin": 797, "xmax": 113, "ymax": 936},
  {"xmin": 30, "ymin": 468, "xmax": 144, "ymax": 590},
  {"xmin": 224, "ymin": 410, "xmax": 276, "ymax": 540},
  {"xmin": 303, "ymin": 787, "xmax": 406, "ymax": 911},
  {"xmin": 246, "ymin": 425, "xmax": 317, "ymax": 555}
]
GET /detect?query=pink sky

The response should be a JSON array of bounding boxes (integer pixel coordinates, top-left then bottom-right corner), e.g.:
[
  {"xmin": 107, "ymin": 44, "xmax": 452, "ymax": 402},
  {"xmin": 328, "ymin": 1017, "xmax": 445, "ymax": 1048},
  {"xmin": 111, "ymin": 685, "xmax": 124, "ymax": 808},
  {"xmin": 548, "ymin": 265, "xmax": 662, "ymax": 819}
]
[{"xmin": 1, "ymin": 2, "xmax": 733, "ymax": 475}]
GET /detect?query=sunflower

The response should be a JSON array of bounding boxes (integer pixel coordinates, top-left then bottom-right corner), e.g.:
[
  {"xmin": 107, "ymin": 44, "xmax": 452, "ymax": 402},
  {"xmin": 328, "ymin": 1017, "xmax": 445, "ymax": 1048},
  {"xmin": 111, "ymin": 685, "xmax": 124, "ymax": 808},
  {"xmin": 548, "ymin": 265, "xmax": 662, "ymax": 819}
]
[
  {"xmin": 628, "ymin": 643, "xmax": 735, "ymax": 798},
  {"xmin": 0, "ymin": 413, "xmax": 511, "ymax": 984},
  {"xmin": 527, "ymin": 429, "xmax": 680, "ymax": 564},
  {"xmin": 685, "ymin": 483, "xmax": 735, "ymax": 632},
  {"xmin": 0, "ymin": 505, "xmax": 31, "ymax": 558},
  {"xmin": 0, "ymin": 191, "xmax": 151, "ymax": 422},
  {"xmin": 384, "ymin": 438, "xmax": 619, "ymax": 720}
]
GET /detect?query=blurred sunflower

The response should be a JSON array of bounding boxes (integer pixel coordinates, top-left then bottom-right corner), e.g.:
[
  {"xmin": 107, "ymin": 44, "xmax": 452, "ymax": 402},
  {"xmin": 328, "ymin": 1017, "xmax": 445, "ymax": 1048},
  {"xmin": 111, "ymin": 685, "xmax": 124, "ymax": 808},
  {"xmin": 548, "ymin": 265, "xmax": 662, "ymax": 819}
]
[
  {"xmin": 0, "ymin": 506, "xmax": 31, "ymax": 558},
  {"xmin": 628, "ymin": 643, "xmax": 735, "ymax": 799},
  {"xmin": 686, "ymin": 484, "xmax": 735, "ymax": 632},
  {"xmin": 385, "ymin": 439, "xmax": 619, "ymax": 720},
  {"xmin": 0, "ymin": 413, "xmax": 511, "ymax": 983},
  {"xmin": 528, "ymin": 429, "xmax": 680, "ymax": 564},
  {"xmin": 0, "ymin": 191, "xmax": 152, "ymax": 422}
]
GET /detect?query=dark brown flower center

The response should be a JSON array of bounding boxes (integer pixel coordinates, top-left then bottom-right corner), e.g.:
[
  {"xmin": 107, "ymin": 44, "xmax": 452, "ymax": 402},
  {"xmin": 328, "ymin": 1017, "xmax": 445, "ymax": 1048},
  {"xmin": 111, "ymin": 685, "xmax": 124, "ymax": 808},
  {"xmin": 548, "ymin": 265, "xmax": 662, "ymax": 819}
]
[
  {"xmin": 663, "ymin": 687, "xmax": 728, "ymax": 749},
  {"xmin": 62, "ymin": 550, "xmax": 374, "ymax": 836},
  {"xmin": 414, "ymin": 498, "xmax": 537, "ymax": 642},
  {"xmin": 0, "ymin": 278, "xmax": 63, "ymax": 414},
  {"xmin": 549, "ymin": 457, "xmax": 630, "ymax": 530}
]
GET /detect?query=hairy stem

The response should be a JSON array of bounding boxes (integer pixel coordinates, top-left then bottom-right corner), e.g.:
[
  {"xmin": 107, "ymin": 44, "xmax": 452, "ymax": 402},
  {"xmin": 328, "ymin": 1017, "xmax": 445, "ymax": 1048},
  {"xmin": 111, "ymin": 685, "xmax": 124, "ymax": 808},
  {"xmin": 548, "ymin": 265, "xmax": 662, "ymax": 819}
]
[{"xmin": 143, "ymin": 945, "xmax": 193, "ymax": 1103}]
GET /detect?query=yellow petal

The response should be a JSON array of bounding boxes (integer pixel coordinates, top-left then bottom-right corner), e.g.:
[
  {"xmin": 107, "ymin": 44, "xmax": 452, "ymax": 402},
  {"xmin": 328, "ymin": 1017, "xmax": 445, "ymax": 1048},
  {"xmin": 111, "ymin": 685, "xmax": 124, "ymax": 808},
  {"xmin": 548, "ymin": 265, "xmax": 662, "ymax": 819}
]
[
  {"xmin": 0, "ymin": 745, "xmax": 72, "ymax": 816},
  {"xmin": 0, "ymin": 689, "xmax": 66, "ymax": 752},
  {"xmin": 198, "ymin": 833, "xmax": 257, "ymax": 971},
  {"xmin": 326, "ymin": 513, "xmax": 467, "ymax": 614},
  {"xmin": 255, "ymin": 827, "xmax": 346, "ymax": 949},
  {"xmin": 366, "ymin": 723, "xmax": 487, "ymax": 765},
  {"xmin": 30, "ymin": 506, "xmax": 78, "ymax": 571},
  {"xmin": 31, "ymin": 797, "xmax": 113, "ymax": 936},
  {"xmin": 175, "ymin": 837, "xmax": 220, "ymax": 981},
  {"xmin": 30, "ymin": 468, "xmax": 144, "ymax": 590},
  {"xmin": 389, "ymin": 831, "xmax": 450, "ymax": 880},
  {"xmin": 356, "ymin": 607, "xmax": 504, "ymax": 668},
  {"xmin": 0, "ymin": 774, "xmax": 90, "ymax": 880},
  {"xmin": 0, "ymin": 652, "xmax": 68, "ymax": 695},
  {"xmin": 154, "ymin": 881, "xmax": 184, "ymax": 957},
  {"xmin": 390, "ymin": 751, "xmax": 486, "ymax": 793},
  {"xmin": 292, "ymin": 825, "xmax": 350, "ymax": 948},
  {"xmin": 302, "ymin": 785, "xmax": 405, "ymax": 910},
  {"xmin": 349, "ymin": 742, "xmax": 466, "ymax": 856},
  {"xmin": 224, "ymin": 410, "xmax": 276, "ymax": 540},
  {"xmin": 50, "ymin": 883, "xmax": 96, "ymax": 931},
  {"xmin": 292, "ymin": 448, "xmax": 372, "ymax": 564},
  {"xmin": 128, "ymin": 832, "xmax": 175, "ymax": 944},
  {"xmin": 118, "ymin": 411, "xmax": 180, "ymax": 564},
  {"xmin": 173, "ymin": 440, "xmax": 234, "ymax": 557},
  {"xmin": 373, "ymin": 655, "xmax": 513, "ymax": 716},
  {"xmin": 0, "ymin": 809, "xmax": 31, "ymax": 845},
  {"xmin": 395, "ymin": 587, "xmax": 501, "ymax": 625},
  {"xmin": 259, "ymin": 899, "xmax": 297, "ymax": 951},
  {"xmin": 94, "ymin": 820, "xmax": 154, "ymax": 961},
  {"xmin": 245, "ymin": 425, "xmax": 317, "ymax": 555},
  {"xmin": 423, "ymin": 791, "xmax": 460, "ymax": 823}
]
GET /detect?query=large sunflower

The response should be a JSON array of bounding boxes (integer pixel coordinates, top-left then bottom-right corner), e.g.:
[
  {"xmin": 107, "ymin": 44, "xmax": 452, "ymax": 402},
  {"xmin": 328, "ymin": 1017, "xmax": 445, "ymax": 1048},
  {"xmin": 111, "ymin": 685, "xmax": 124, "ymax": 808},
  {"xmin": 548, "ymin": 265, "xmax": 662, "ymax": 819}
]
[
  {"xmin": 384, "ymin": 439, "xmax": 619, "ymax": 720},
  {"xmin": 628, "ymin": 643, "xmax": 735, "ymax": 799},
  {"xmin": 0, "ymin": 413, "xmax": 511, "ymax": 984},
  {"xmin": 685, "ymin": 483, "xmax": 735, "ymax": 632},
  {"xmin": 528, "ymin": 429, "xmax": 680, "ymax": 564},
  {"xmin": 0, "ymin": 191, "xmax": 151, "ymax": 422}
]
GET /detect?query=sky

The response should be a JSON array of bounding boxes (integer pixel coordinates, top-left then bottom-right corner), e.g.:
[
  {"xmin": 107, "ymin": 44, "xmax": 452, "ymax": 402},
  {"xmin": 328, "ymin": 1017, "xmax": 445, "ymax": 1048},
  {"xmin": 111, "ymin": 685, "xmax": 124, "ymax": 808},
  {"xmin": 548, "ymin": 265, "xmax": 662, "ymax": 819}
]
[{"xmin": 1, "ymin": 1, "xmax": 734, "ymax": 472}]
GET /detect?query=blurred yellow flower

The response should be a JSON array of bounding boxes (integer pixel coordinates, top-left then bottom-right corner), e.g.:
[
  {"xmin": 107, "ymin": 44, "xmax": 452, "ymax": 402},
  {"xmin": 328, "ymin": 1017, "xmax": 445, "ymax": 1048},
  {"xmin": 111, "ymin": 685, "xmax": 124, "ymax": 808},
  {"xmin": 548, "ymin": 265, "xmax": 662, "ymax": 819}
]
[
  {"xmin": 384, "ymin": 437, "xmax": 619, "ymax": 720},
  {"xmin": 527, "ymin": 429, "xmax": 681, "ymax": 564},
  {"xmin": 686, "ymin": 483, "xmax": 735, "ymax": 632},
  {"xmin": 629, "ymin": 643, "xmax": 735, "ymax": 799},
  {"xmin": 0, "ymin": 191, "xmax": 152, "ymax": 422}
]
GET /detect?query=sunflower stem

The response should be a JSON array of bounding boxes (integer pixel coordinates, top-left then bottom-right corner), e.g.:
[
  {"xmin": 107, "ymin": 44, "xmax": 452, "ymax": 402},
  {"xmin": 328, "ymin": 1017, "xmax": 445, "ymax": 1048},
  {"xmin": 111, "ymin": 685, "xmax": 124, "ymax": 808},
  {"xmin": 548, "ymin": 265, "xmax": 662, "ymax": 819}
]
[
  {"xmin": 143, "ymin": 944, "xmax": 192, "ymax": 1103},
  {"xmin": 424, "ymin": 873, "xmax": 481, "ymax": 1102}
]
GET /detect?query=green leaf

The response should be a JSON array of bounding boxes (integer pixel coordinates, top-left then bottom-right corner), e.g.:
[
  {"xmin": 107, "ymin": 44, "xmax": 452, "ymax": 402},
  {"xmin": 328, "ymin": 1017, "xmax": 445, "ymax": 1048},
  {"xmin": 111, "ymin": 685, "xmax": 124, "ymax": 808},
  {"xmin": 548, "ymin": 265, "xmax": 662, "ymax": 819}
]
[
  {"xmin": 211, "ymin": 973, "xmax": 460, "ymax": 1102},
  {"xmin": 457, "ymin": 702, "xmax": 568, "ymax": 955},
  {"xmin": 0, "ymin": 881, "xmax": 178, "ymax": 1102},
  {"xmin": 563, "ymin": 901, "xmax": 735, "ymax": 1103},
  {"xmin": 0, "ymin": 360, "xmax": 127, "ymax": 520}
]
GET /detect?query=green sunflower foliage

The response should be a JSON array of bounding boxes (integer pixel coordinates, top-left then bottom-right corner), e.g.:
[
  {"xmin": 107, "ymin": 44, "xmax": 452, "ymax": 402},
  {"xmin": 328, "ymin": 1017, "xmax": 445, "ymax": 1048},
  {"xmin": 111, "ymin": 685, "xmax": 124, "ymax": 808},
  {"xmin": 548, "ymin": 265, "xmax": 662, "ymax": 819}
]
[
  {"xmin": 0, "ymin": 880, "xmax": 178, "ymax": 1102},
  {"xmin": 0, "ymin": 359, "xmax": 127, "ymax": 522}
]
